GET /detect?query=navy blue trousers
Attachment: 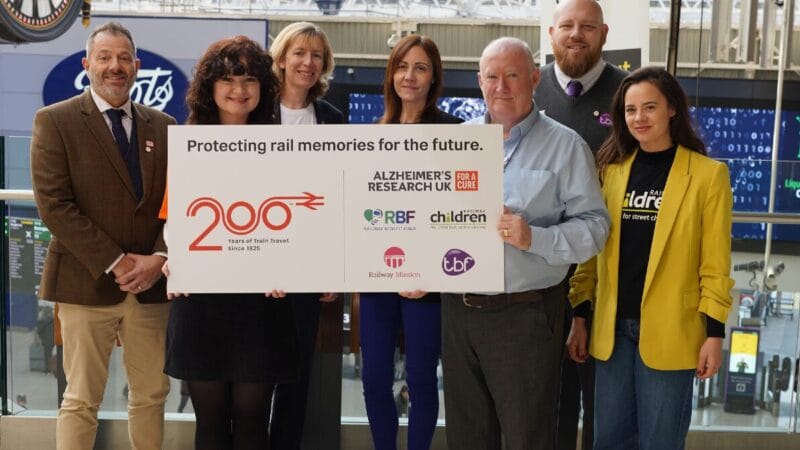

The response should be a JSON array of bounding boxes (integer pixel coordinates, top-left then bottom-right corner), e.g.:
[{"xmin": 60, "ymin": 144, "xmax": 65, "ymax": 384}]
[{"xmin": 359, "ymin": 293, "xmax": 442, "ymax": 450}]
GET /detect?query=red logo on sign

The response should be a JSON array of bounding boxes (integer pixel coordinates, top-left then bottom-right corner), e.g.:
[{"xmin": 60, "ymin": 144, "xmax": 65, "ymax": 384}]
[
  {"xmin": 384, "ymin": 247, "xmax": 406, "ymax": 268},
  {"xmin": 186, "ymin": 192, "xmax": 324, "ymax": 251},
  {"xmin": 455, "ymin": 171, "xmax": 479, "ymax": 191}
]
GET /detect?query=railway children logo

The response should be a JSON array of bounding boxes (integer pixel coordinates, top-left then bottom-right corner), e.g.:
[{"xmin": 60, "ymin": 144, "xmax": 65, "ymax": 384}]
[{"xmin": 429, "ymin": 209, "xmax": 487, "ymax": 229}]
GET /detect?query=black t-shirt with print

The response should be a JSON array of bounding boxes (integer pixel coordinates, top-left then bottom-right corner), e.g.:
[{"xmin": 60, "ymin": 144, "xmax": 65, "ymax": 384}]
[
  {"xmin": 617, "ymin": 146, "xmax": 676, "ymax": 319},
  {"xmin": 614, "ymin": 146, "xmax": 725, "ymax": 338}
]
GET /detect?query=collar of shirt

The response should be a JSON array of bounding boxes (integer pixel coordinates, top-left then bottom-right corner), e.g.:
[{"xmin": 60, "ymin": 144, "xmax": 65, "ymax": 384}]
[
  {"xmin": 90, "ymin": 88, "xmax": 134, "ymax": 138},
  {"xmin": 90, "ymin": 88, "xmax": 133, "ymax": 118},
  {"xmin": 553, "ymin": 59, "xmax": 606, "ymax": 96},
  {"xmin": 470, "ymin": 103, "xmax": 541, "ymax": 167}
]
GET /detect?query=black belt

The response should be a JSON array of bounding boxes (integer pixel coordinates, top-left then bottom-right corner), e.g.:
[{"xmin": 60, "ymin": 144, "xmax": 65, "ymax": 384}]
[{"xmin": 462, "ymin": 286, "xmax": 556, "ymax": 309}]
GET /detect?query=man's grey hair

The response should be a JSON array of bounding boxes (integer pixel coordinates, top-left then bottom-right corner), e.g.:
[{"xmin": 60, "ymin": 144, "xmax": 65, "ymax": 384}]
[
  {"xmin": 479, "ymin": 37, "xmax": 537, "ymax": 71},
  {"xmin": 85, "ymin": 22, "xmax": 137, "ymax": 57}
]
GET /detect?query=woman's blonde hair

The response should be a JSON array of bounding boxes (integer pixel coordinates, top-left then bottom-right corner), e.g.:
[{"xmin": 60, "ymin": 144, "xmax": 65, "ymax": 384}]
[{"xmin": 270, "ymin": 22, "xmax": 335, "ymax": 102}]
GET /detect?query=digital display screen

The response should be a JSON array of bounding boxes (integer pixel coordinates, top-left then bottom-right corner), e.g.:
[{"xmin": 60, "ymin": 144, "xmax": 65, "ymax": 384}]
[
  {"xmin": 692, "ymin": 106, "xmax": 800, "ymax": 241},
  {"xmin": 348, "ymin": 94, "xmax": 800, "ymax": 242},
  {"xmin": 348, "ymin": 93, "xmax": 485, "ymax": 124}
]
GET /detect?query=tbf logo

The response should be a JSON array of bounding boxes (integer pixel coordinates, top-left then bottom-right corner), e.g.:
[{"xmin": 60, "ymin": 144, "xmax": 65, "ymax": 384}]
[
  {"xmin": 384, "ymin": 247, "xmax": 406, "ymax": 268},
  {"xmin": 187, "ymin": 192, "xmax": 324, "ymax": 251},
  {"xmin": 442, "ymin": 249, "xmax": 475, "ymax": 276}
]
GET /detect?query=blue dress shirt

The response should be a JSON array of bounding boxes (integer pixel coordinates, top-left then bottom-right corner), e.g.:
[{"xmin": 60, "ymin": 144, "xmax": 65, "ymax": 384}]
[{"xmin": 467, "ymin": 103, "xmax": 610, "ymax": 292}]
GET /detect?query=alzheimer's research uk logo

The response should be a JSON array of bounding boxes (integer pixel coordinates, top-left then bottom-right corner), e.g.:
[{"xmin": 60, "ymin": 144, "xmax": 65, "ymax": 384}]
[
  {"xmin": 384, "ymin": 247, "xmax": 406, "ymax": 269},
  {"xmin": 442, "ymin": 249, "xmax": 475, "ymax": 276},
  {"xmin": 454, "ymin": 171, "xmax": 479, "ymax": 191},
  {"xmin": 42, "ymin": 49, "xmax": 189, "ymax": 123}
]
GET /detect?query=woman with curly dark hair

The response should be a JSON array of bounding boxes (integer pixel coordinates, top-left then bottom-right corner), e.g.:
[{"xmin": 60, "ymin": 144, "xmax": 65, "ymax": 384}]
[{"xmin": 160, "ymin": 36, "xmax": 296, "ymax": 450}]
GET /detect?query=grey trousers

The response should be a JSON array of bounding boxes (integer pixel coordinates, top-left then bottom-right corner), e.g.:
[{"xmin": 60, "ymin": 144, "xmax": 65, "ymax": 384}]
[{"xmin": 441, "ymin": 287, "xmax": 565, "ymax": 450}]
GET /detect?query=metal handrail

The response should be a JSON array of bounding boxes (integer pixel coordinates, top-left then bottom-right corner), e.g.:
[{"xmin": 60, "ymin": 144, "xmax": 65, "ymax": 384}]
[
  {"xmin": 2, "ymin": 189, "xmax": 799, "ymax": 224},
  {"xmin": 732, "ymin": 212, "xmax": 800, "ymax": 225},
  {"xmin": 0, "ymin": 190, "xmax": 34, "ymax": 201}
]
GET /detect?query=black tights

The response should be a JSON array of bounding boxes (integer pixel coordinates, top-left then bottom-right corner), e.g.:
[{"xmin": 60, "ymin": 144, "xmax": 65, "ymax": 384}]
[{"xmin": 188, "ymin": 380, "xmax": 274, "ymax": 450}]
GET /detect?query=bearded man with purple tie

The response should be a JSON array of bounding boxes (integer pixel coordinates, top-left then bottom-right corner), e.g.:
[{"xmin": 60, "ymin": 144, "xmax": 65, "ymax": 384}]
[
  {"xmin": 31, "ymin": 21, "xmax": 175, "ymax": 450},
  {"xmin": 533, "ymin": 1, "xmax": 628, "ymax": 449}
]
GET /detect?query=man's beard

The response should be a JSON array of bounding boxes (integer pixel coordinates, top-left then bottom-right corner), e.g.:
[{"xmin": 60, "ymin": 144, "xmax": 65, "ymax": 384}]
[{"xmin": 553, "ymin": 43, "xmax": 602, "ymax": 79}]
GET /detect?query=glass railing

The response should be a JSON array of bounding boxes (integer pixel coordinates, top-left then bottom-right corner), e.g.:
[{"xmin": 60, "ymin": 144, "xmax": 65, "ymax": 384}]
[
  {"xmin": 2, "ymin": 134, "xmax": 799, "ymax": 440},
  {"xmin": 696, "ymin": 240, "xmax": 799, "ymax": 433},
  {"xmin": 1, "ymin": 135, "xmax": 196, "ymax": 419},
  {"xmin": 3, "ymin": 201, "xmax": 194, "ymax": 418},
  {"xmin": 676, "ymin": 0, "xmax": 800, "ymax": 434}
]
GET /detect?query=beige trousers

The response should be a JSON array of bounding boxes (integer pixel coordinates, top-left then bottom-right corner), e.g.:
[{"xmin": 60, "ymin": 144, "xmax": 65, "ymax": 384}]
[{"xmin": 57, "ymin": 293, "xmax": 170, "ymax": 450}]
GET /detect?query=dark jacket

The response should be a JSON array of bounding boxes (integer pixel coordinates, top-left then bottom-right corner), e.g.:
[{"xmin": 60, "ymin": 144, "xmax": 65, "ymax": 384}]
[{"xmin": 420, "ymin": 109, "xmax": 463, "ymax": 124}]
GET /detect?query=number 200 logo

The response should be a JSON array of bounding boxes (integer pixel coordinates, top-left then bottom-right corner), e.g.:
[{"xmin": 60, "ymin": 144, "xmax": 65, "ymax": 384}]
[{"xmin": 186, "ymin": 192, "xmax": 324, "ymax": 251}]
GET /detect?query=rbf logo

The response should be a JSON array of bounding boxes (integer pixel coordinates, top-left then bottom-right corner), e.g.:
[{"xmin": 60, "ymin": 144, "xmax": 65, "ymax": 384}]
[
  {"xmin": 364, "ymin": 209, "xmax": 383, "ymax": 225},
  {"xmin": 384, "ymin": 247, "xmax": 406, "ymax": 268},
  {"xmin": 364, "ymin": 209, "xmax": 415, "ymax": 225},
  {"xmin": 455, "ymin": 171, "xmax": 479, "ymax": 191},
  {"xmin": 186, "ymin": 192, "xmax": 324, "ymax": 251},
  {"xmin": 442, "ymin": 249, "xmax": 475, "ymax": 276}
]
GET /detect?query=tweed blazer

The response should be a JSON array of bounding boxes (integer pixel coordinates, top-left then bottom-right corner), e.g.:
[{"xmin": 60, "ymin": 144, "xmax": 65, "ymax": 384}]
[
  {"xmin": 31, "ymin": 90, "xmax": 175, "ymax": 305},
  {"xmin": 569, "ymin": 146, "xmax": 734, "ymax": 370}
]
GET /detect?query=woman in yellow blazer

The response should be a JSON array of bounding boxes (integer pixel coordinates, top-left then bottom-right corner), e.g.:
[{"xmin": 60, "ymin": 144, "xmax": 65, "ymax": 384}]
[{"xmin": 567, "ymin": 67, "xmax": 733, "ymax": 450}]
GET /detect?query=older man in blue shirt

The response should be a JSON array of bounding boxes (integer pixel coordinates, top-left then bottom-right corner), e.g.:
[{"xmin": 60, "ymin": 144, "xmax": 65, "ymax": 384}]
[{"xmin": 441, "ymin": 37, "xmax": 609, "ymax": 450}]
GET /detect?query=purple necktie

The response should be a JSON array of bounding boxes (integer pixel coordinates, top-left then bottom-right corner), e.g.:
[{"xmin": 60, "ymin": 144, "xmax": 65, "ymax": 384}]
[{"xmin": 567, "ymin": 80, "xmax": 583, "ymax": 98}]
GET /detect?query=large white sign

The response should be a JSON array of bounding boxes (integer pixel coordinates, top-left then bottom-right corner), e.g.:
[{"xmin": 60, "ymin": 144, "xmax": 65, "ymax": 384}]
[{"xmin": 167, "ymin": 124, "xmax": 505, "ymax": 293}]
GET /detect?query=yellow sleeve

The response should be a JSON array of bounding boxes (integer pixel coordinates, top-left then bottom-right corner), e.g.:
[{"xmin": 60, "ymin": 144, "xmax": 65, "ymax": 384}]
[
  {"xmin": 569, "ymin": 255, "xmax": 597, "ymax": 308},
  {"xmin": 697, "ymin": 161, "xmax": 734, "ymax": 323}
]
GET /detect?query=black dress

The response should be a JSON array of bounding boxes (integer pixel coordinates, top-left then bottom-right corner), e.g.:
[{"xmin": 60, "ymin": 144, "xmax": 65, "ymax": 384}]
[{"xmin": 165, "ymin": 293, "xmax": 297, "ymax": 383}]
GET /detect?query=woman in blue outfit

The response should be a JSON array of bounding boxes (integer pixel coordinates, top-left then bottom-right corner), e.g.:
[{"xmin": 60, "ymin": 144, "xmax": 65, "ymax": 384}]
[
  {"xmin": 161, "ymin": 36, "xmax": 297, "ymax": 450},
  {"xmin": 267, "ymin": 21, "xmax": 342, "ymax": 450},
  {"xmin": 567, "ymin": 67, "xmax": 733, "ymax": 450},
  {"xmin": 360, "ymin": 34, "xmax": 462, "ymax": 450}
]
